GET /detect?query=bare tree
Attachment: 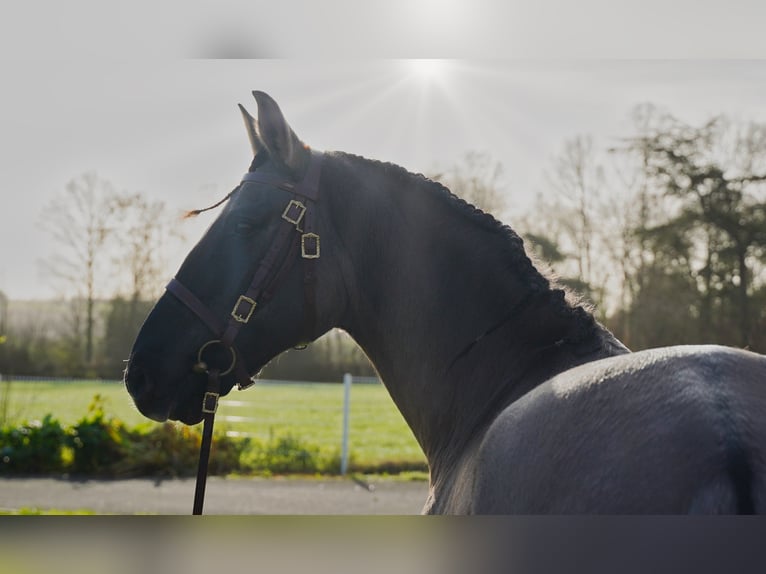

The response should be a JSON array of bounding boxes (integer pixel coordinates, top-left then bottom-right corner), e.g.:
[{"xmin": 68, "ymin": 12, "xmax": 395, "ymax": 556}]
[
  {"xmin": 432, "ymin": 151, "xmax": 508, "ymax": 218},
  {"xmin": 603, "ymin": 103, "xmax": 674, "ymax": 340},
  {"xmin": 547, "ymin": 136, "xmax": 604, "ymax": 286},
  {"xmin": 519, "ymin": 135, "xmax": 613, "ymax": 313},
  {"xmin": 40, "ymin": 172, "xmax": 120, "ymax": 366},
  {"xmin": 112, "ymin": 193, "xmax": 181, "ymax": 303},
  {"xmin": 99, "ymin": 193, "xmax": 184, "ymax": 378}
]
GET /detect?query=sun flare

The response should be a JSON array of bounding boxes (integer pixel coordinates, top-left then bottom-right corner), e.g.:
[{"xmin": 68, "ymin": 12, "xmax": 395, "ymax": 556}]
[{"xmin": 408, "ymin": 59, "xmax": 449, "ymax": 82}]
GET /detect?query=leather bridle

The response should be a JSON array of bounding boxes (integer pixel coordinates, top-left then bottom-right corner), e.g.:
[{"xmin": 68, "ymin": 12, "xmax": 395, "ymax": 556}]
[{"xmin": 165, "ymin": 149, "xmax": 324, "ymax": 514}]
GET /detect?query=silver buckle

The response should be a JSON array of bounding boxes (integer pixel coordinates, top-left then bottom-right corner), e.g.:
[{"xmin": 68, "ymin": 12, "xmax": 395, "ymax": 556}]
[
  {"xmin": 282, "ymin": 200, "xmax": 306, "ymax": 230},
  {"xmin": 202, "ymin": 391, "xmax": 219, "ymax": 414},
  {"xmin": 231, "ymin": 295, "xmax": 257, "ymax": 323},
  {"xmin": 301, "ymin": 233, "xmax": 320, "ymax": 259}
]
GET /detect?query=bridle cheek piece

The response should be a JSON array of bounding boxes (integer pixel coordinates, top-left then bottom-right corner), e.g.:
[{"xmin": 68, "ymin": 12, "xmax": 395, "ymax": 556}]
[
  {"xmin": 165, "ymin": 150, "xmax": 324, "ymax": 514},
  {"xmin": 168, "ymin": 149, "xmax": 323, "ymax": 391}
]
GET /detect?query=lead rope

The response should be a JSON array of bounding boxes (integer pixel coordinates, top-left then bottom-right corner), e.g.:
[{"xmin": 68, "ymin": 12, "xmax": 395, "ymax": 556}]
[{"xmin": 192, "ymin": 368, "xmax": 221, "ymax": 515}]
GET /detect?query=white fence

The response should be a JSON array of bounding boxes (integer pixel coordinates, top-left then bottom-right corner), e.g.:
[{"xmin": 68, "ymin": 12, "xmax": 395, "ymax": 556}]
[{"xmin": 218, "ymin": 374, "xmax": 381, "ymax": 475}]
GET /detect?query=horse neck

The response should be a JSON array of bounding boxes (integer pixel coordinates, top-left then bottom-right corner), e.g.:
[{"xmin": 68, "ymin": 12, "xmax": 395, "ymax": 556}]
[{"xmin": 327, "ymin": 156, "xmax": 627, "ymax": 475}]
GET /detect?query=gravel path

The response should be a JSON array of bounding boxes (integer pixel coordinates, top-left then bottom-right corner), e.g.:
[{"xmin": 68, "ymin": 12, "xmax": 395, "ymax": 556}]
[{"xmin": 0, "ymin": 476, "xmax": 429, "ymax": 515}]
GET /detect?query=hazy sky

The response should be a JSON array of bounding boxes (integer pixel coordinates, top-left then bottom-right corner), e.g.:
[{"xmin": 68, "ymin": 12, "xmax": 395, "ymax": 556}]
[
  {"xmin": 2, "ymin": 59, "xmax": 766, "ymax": 300},
  {"xmin": 2, "ymin": 2, "xmax": 766, "ymax": 300}
]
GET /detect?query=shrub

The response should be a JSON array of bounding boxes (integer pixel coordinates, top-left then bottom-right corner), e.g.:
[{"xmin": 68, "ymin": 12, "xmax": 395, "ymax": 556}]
[
  {"xmin": 240, "ymin": 433, "xmax": 338, "ymax": 475},
  {"xmin": 0, "ymin": 414, "xmax": 67, "ymax": 474},
  {"xmin": 66, "ymin": 394, "xmax": 127, "ymax": 475},
  {"xmin": 0, "ymin": 395, "xmax": 414, "ymax": 478},
  {"xmin": 115, "ymin": 422, "xmax": 246, "ymax": 477},
  {"xmin": 207, "ymin": 432, "xmax": 250, "ymax": 476},
  {"xmin": 117, "ymin": 422, "xmax": 202, "ymax": 477}
]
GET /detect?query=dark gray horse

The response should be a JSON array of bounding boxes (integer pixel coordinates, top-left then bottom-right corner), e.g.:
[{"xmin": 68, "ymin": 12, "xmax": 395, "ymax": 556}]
[{"xmin": 125, "ymin": 91, "xmax": 766, "ymax": 514}]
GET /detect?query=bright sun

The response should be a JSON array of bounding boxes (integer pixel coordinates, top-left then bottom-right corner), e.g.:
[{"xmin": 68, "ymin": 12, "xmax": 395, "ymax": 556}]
[{"xmin": 408, "ymin": 59, "xmax": 449, "ymax": 82}]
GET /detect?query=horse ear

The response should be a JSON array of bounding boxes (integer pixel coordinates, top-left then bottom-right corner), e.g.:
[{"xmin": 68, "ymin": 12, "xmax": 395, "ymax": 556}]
[
  {"xmin": 251, "ymin": 90, "xmax": 310, "ymax": 175},
  {"xmin": 238, "ymin": 103, "xmax": 265, "ymax": 157}
]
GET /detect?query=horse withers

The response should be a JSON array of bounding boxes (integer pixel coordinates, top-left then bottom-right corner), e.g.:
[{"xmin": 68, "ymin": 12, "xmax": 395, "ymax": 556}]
[{"xmin": 124, "ymin": 90, "xmax": 766, "ymax": 514}]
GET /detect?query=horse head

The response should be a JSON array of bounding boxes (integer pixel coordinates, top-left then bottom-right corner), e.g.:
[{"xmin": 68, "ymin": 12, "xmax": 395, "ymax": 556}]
[{"xmin": 125, "ymin": 91, "xmax": 345, "ymax": 424}]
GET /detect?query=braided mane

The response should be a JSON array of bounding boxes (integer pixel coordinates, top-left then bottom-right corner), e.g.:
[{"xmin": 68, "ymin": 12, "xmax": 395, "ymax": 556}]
[{"xmin": 334, "ymin": 151, "xmax": 598, "ymax": 334}]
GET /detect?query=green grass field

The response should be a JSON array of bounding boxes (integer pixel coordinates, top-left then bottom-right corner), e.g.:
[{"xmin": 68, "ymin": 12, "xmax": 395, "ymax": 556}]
[{"xmin": 0, "ymin": 379, "xmax": 425, "ymax": 468}]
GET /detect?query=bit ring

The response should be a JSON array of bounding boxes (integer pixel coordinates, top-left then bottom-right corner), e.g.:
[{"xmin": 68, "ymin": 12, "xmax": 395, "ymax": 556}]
[{"xmin": 196, "ymin": 340, "xmax": 236, "ymax": 376}]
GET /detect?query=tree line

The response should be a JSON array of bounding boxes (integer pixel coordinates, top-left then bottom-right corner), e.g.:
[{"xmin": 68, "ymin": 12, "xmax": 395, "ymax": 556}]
[
  {"xmin": 1, "ymin": 171, "xmax": 180, "ymax": 379},
  {"xmin": 0, "ymin": 172, "xmax": 376, "ymax": 381},
  {"xmin": 1, "ymin": 103, "xmax": 764, "ymax": 381},
  {"xmin": 515, "ymin": 104, "xmax": 766, "ymax": 353}
]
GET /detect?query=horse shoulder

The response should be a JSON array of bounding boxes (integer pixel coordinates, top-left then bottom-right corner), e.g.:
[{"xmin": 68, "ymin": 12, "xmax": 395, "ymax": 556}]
[
  {"xmin": 468, "ymin": 345, "xmax": 766, "ymax": 513},
  {"xmin": 468, "ymin": 377, "xmax": 586, "ymax": 513}
]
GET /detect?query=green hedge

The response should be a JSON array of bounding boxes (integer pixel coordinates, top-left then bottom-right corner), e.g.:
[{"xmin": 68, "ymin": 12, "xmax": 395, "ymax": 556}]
[
  {"xmin": 0, "ymin": 395, "xmax": 352, "ymax": 477},
  {"xmin": 0, "ymin": 414, "xmax": 68, "ymax": 474}
]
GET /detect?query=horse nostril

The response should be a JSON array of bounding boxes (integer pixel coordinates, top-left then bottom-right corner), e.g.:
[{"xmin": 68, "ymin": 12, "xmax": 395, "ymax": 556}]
[
  {"xmin": 125, "ymin": 361, "xmax": 152, "ymax": 398},
  {"xmin": 124, "ymin": 360, "xmax": 172, "ymax": 422}
]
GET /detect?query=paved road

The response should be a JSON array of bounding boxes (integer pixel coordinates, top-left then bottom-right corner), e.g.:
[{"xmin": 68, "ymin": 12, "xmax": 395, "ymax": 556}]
[{"xmin": 0, "ymin": 476, "xmax": 429, "ymax": 514}]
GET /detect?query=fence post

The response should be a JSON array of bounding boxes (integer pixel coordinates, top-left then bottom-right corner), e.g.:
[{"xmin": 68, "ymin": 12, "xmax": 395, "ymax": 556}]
[
  {"xmin": 0, "ymin": 373, "xmax": 8, "ymax": 427},
  {"xmin": 340, "ymin": 373, "xmax": 352, "ymax": 475}
]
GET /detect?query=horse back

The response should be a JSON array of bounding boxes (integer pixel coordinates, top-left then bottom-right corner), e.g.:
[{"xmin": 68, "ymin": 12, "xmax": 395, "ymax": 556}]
[{"xmin": 466, "ymin": 345, "xmax": 766, "ymax": 514}]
